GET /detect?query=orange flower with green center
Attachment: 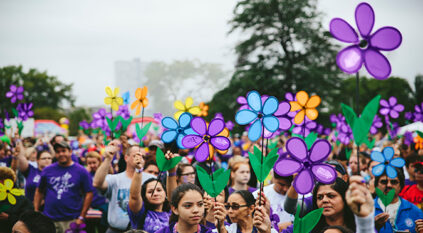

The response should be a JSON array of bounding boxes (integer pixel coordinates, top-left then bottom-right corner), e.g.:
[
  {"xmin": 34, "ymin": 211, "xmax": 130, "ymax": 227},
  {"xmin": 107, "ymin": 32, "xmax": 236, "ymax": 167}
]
[{"xmin": 290, "ymin": 91, "xmax": 321, "ymax": 124}]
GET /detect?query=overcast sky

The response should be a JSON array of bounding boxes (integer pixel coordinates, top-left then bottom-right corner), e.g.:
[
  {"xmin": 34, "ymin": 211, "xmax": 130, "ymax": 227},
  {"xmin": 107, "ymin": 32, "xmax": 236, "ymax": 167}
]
[{"xmin": 0, "ymin": 0, "xmax": 422, "ymax": 107}]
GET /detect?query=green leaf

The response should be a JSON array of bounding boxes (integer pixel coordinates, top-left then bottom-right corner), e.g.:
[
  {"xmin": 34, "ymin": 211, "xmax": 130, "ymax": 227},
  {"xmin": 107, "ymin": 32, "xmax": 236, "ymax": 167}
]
[
  {"xmin": 249, "ymin": 146, "xmax": 278, "ymax": 182},
  {"xmin": 341, "ymin": 104, "xmax": 356, "ymax": 128},
  {"xmin": 375, "ymin": 187, "xmax": 396, "ymax": 207},
  {"xmin": 119, "ymin": 116, "xmax": 133, "ymax": 132},
  {"xmin": 106, "ymin": 116, "xmax": 120, "ymax": 133},
  {"xmin": 155, "ymin": 148, "xmax": 182, "ymax": 172},
  {"xmin": 12, "ymin": 108, "xmax": 19, "ymax": 118},
  {"xmin": 136, "ymin": 122, "xmax": 152, "ymax": 146},
  {"xmin": 196, "ymin": 166, "xmax": 230, "ymax": 198},
  {"xmin": 293, "ymin": 204, "xmax": 324, "ymax": 233},
  {"xmin": 417, "ymin": 131, "xmax": 423, "ymax": 139},
  {"xmin": 305, "ymin": 132, "xmax": 318, "ymax": 149},
  {"xmin": 364, "ymin": 138, "xmax": 375, "ymax": 149},
  {"xmin": 346, "ymin": 148, "xmax": 352, "ymax": 160},
  {"xmin": 17, "ymin": 121, "xmax": 24, "ymax": 136},
  {"xmin": 268, "ymin": 141, "xmax": 278, "ymax": 150}
]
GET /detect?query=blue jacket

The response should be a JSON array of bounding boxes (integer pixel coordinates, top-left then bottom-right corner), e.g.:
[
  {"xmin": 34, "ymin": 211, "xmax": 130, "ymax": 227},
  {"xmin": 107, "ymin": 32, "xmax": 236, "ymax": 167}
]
[{"xmin": 375, "ymin": 197, "xmax": 423, "ymax": 233}]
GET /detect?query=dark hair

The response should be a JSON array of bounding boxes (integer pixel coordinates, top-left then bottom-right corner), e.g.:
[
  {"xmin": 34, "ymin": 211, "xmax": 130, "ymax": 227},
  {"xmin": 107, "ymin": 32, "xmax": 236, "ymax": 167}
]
[
  {"xmin": 176, "ymin": 163, "xmax": 195, "ymax": 177},
  {"xmin": 49, "ymin": 134, "xmax": 64, "ymax": 145},
  {"xmin": 273, "ymin": 172, "xmax": 293, "ymax": 183},
  {"xmin": 325, "ymin": 160, "xmax": 347, "ymax": 176},
  {"xmin": 374, "ymin": 168, "xmax": 405, "ymax": 191},
  {"xmin": 137, "ymin": 178, "xmax": 170, "ymax": 229},
  {"xmin": 169, "ymin": 183, "xmax": 204, "ymax": 223},
  {"xmin": 321, "ymin": 225, "xmax": 354, "ymax": 233},
  {"xmin": 312, "ymin": 178, "xmax": 355, "ymax": 233},
  {"xmin": 36, "ymin": 150, "xmax": 51, "ymax": 160},
  {"xmin": 143, "ymin": 160, "xmax": 158, "ymax": 170},
  {"xmin": 406, "ymin": 153, "xmax": 421, "ymax": 167},
  {"xmin": 18, "ymin": 210, "xmax": 55, "ymax": 233},
  {"xmin": 232, "ymin": 190, "xmax": 255, "ymax": 206}
]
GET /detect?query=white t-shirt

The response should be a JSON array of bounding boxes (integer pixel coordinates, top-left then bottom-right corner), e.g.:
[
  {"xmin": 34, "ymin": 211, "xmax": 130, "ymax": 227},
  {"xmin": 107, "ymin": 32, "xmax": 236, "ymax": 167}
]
[
  {"xmin": 253, "ymin": 184, "xmax": 294, "ymax": 224},
  {"xmin": 103, "ymin": 171, "xmax": 156, "ymax": 230},
  {"xmin": 378, "ymin": 198, "xmax": 401, "ymax": 227}
]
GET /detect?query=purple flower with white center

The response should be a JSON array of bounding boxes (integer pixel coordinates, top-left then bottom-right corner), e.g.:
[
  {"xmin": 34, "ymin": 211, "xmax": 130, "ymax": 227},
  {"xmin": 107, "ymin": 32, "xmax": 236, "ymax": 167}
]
[
  {"xmin": 79, "ymin": 120, "xmax": 90, "ymax": 130},
  {"xmin": 292, "ymin": 117, "xmax": 316, "ymax": 137},
  {"xmin": 92, "ymin": 108, "xmax": 112, "ymax": 131},
  {"xmin": 329, "ymin": 2, "xmax": 402, "ymax": 80},
  {"xmin": 17, "ymin": 103, "xmax": 33, "ymax": 121},
  {"xmin": 5, "ymin": 85, "xmax": 24, "ymax": 103},
  {"xmin": 404, "ymin": 131, "xmax": 413, "ymax": 146},
  {"xmin": 226, "ymin": 121, "xmax": 234, "ymax": 131},
  {"xmin": 370, "ymin": 115, "xmax": 383, "ymax": 135},
  {"xmin": 274, "ymin": 137, "xmax": 336, "ymax": 194},
  {"xmin": 116, "ymin": 105, "xmax": 130, "ymax": 119},
  {"xmin": 379, "ymin": 96, "xmax": 404, "ymax": 119},
  {"xmin": 338, "ymin": 123, "xmax": 353, "ymax": 145}
]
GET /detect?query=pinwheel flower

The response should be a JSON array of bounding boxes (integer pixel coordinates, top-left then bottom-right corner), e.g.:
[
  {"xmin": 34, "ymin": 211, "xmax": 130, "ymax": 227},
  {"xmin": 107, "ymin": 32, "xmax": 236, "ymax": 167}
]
[
  {"xmin": 329, "ymin": 2, "xmax": 402, "ymax": 80},
  {"xmin": 370, "ymin": 115, "xmax": 383, "ymax": 135},
  {"xmin": 6, "ymin": 85, "xmax": 24, "ymax": 103},
  {"xmin": 403, "ymin": 131, "xmax": 413, "ymax": 146},
  {"xmin": 237, "ymin": 95, "xmax": 249, "ymax": 110},
  {"xmin": 316, "ymin": 124, "xmax": 331, "ymax": 136},
  {"xmin": 214, "ymin": 113, "xmax": 224, "ymax": 120},
  {"xmin": 17, "ymin": 103, "xmax": 33, "ymax": 121},
  {"xmin": 122, "ymin": 91, "xmax": 130, "ymax": 105},
  {"xmin": 415, "ymin": 136, "xmax": 423, "ymax": 150},
  {"xmin": 292, "ymin": 117, "xmax": 317, "ymax": 137},
  {"xmin": 0, "ymin": 179, "xmax": 24, "ymax": 205},
  {"xmin": 226, "ymin": 121, "xmax": 234, "ymax": 131},
  {"xmin": 290, "ymin": 91, "xmax": 321, "ymax": 125},
  {"xmin": 198, "ymin": 102, "xmax": 209, "ymax": 117},
  {"xmin": 338, "ymin": 123, "xmax": 353, "ymax": 145},
  {"xmin": 274, "ymin": 137, "xmax": 336, "ymax": 194},
  {"xmin": 235, "ymin": 91, "xmax": 279, "ymax": 141},
  {"xmin": 161, "ymin": 112, "xmax": 195, "ymax": 149},
  {"xmin": 116, "ymin": 105, "xmax": 131, "ymax": 119},
  {"xmin": 182, "ymin": 117, "xmax": 231, "ymax": 162},
  {"xmin": 274, "ymin": 101, "xmax": 292, "ymax": 131},
  {"xmin": 405, "ymin": 112, "xmax": 414, "ymax": 121},
  {"xmin": 379, "ymin": 96, "xmax": 404, "ymax": 119},
  {"xmin": 174, "ymin": 97, "xmax": 200, "ymax": 120},
  {"xmin": 79, "ymin": 120, "xmax": 90, "ymax": 130},
  {"xmin": 104, "ymin": 87, "xmax": 123, "ymax": 111},
  {"xmin": 414, "ymin": 103, "xmax": 423, "ymax": 122},
  {"xmin": 92, "ymin": 108, "xmax": 112, "ymax": 131},
  {"xmin": 371, "ymin": 147, "xmax": 405, "ymax": 178},
  {"xmin": 65, "ymin": 222, "xmax": 87, "ymax": 233},
  {"xmin": 131, "ymin": 86, "xmax": 149, "ymax": 116}
]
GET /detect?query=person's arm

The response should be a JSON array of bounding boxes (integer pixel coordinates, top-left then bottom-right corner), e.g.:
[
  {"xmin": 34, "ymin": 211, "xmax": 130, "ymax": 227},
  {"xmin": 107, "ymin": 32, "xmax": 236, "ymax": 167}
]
[
  {"xmin": 33, "ymin": 188, "xmax": 44, "ymax": 211},
  {"xmin": 128, "ymin": 153, "xmax": 144, "ymax": 213},
  {"xmin": 284, "ymin": 185, "xmax": 298, "ymax": 215},
  {"xmin": 166, "ymin": 151, "xmax": 178, "ymax": 201},
  {"xmin": 253, "ymin": 205, "xmax": 272, "ymax": 233},
  {"xmin": 16, "ymin": 141, "xmax": 29, "ymax": 173},
  {"xmin": 213, "ymin": 202, "xmax": 228, "ymax": 233},
  {"xmin": 93, "ymin": 140, "xmax": 120, "ymax": 191},
  {"xmin": 76, "ymin": 192, "xmax": 93, "ymax": 225}
]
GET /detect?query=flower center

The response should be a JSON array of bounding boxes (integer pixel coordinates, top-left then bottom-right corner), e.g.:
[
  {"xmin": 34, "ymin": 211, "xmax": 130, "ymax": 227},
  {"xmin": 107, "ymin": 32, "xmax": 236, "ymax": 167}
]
[
  {"xmin": 359, "ymin": 39, "xmax": 368, "ymax": 49},
  {"xmin": 384, "ymin": 161, "xmax": 389, "ymax": 166},
  {"xmin": 258, "ymin": 113, "xmax": 263, "ymax": 119},
  {"xmin": 304, "ymin": 161, "xmax": 311, "ymax": 168},
  {"xmin": 177, "ymin": 128, "xmax": 183, "ymax": 134},
  {"xmin": 203, "ymin": 135, "xmax": 210, "ymax": 142}
]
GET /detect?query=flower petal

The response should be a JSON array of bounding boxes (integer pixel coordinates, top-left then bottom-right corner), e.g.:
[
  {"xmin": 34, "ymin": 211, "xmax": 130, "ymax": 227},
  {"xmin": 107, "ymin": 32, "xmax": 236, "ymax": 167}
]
[
  {"xmin": 0, "ymin": 190, "xmax": 6, "ymax": 201},
  {"xmin": 141, "ymin": 86, "xmax": 148, "ymax": 99},
  {"xmin": 248, "ymin": 119, "xmax": 262, "ymax": 142},
  {"xmin": 142, "ymin": 98, "xmax": 149, "ymax": 108},
  {"xmin": 296, "ymin": 91, "xmax": 309, "ymax": 107},
  {"xmin": 210, "ymin": 136, "xmax": 231, "ymax": 150},
  {"xmin": 105, "ymin": 87, "xmax": 113, "ymax": 97},
  {"xmin": 274, "ymin": 101, "xmax": 291, "ymax": 116},
  {"xmin": 174, "ymin": 111, "xmax": 184, "ymax": 121},
  {"xmin": 182, "ymin": 135, "xmax": 203, "ymax": 148},
  {"xmin": 235, "ymin": 109, "xmax": 258, "ymax": 125},
  {"xmin": 237, "ymin": 96, "xmax": 247, "ymax": 104},
  {"xmin": 130, "ymin": 100, "xmax": 138, "ymax": 110},
  {"xmin": 5, "ymin": 179, "xmax": 13, "ymax": 190},
  {"xmin": 114, "ymin": 87, "xmax": 120, "ymax": 96},
  {"xmin": 371, "ymin": 151, "xmax": 385, "ymax": 163},
  {"xmin": 162, "ymin": 117, "xmax": 178, "ymax": 130},
  {"xmin": 135, "ymin": 88, "xmax": 141, "ymax": 99},
  {"xmin": 185, "ymin": 97, "xmax": 194, "ymax": 108},
  {"xmin": 294, "ymin": 110, "xmax": 305, "ymax": 125},
  {"xmin": 372, "ymin": 163, "xmax": 385, "ymax": 177},
  {"xmin": 176, "ymin": 134, "xmax": 186, "ymax": 149},
  {"xmin": 262, "ymin": 96, "xmax": 278, "ymax": 115},
  {"xmin": 263, "ymin": 116, "xmax": 279, "ymax": 132},
  {"xmin": 7, "ymin": 193, "xmax": 16, "ymax": 205},
  {"xmin": 306, "ymin": 95, "xmax": 321, "ymax": 109},
  {"xmin": 195, "ymin": 142, "xmax": 210, "ymax": 162},
  {"xmin": 278, "ymin": 117, "xmax": 292, "ymax": 131},
  {"xmin": 363, "ymin": 49, "xmax": 391, "ymax": 80},
  {"xmin": 208, "ymin": 118, "xmax": 225, "ymax": 136},
  {"xmin": 311, "ymin": 164, "xmax": 337, "ymax": 184},
  {"xmin": 370, "ymin": 27, "xmax": 402, "ymax": 51},
  {"xmin": 191, "ymin": 117, "xmax": 207, "ymax": 135},
  {"xmin": 388, "ymin": 96, "xmax": 397, "ymax": 106},
  {"xmin": 111, "ymin": 102, "xmax": 119, "ymax": 111},
  {"xmin": 104, "ymin": 97, "xmax": 113, "ymax": 105},
  {"xmin": 336, "ymin": 45, "xmax": 363, "ymax": 74},
  {"xmin": 116, "ymin": 97, "xmax": 123, "ymax": 105},
  {"xmin": 274, "ymin": 158, "xmax": 302, "ymax": 176},
  {"xmin": 294, "ymin": 169, "xmax": 314, "ymax": 195},
  {"xmin": 188, "ymin": 106, "xmax": 201, "ymax": 116},
  {"xmin": 390, "ymin": 111, "xmax": 399, "ymax": 119},
  {"xmin": 290, "ymin": 102, "xmax": 302, "ymax": 112},
  {"xmin": 309, "ymin": 139, "xmax": 331, "ymax": 163},
  {"xmin": 174, "ymin": 100, "xmax": 185, "ymax": 111},
  {"xmin": 286, "ymin": 137, "xmax": 307, "ymax": 161},
  {"xmin": 247, "ymin": 91, "xmax": 262, "ymax": 112},
  {"xmin": 390, "ymin": 157, "xmax": 405, "ymax": 168},
  {"xmin": 379, "ymin": 108, "xmax": 390, "ymax": 116},
  {"xmin": 136, "ymin": 103, "xmax": 141, "ymax": 116},
  {"xmin": 383, "ymin": 147, "xmax": 394, "ymax": 161},
  {"xmin": 179, "ymin": 112, "xmax": 192, "ymax": 128},
  {"xmin": 305, "ymin": 109, "xmax": 319, "ymax": 121},
  {"xmin": 161, "ymin": 130, "xmax": 178, "ymax": 143},
  {"xmin": 355, "ymin": 2, "xmax": 374, "ymax": 37},
  {"xmin": 380, "ymin": 99, "xmax": 389, "ymax": 108},
  {"xmin": 386, "ymin": 165, "xmax": 398, "ymax": 179},
  {"xmin": 329, "ymin": 18, "xmax": 359, "ymax": 43},
  {"xmin": 393, "ymin": 104, "xmax": 404, "ymax": 112}
]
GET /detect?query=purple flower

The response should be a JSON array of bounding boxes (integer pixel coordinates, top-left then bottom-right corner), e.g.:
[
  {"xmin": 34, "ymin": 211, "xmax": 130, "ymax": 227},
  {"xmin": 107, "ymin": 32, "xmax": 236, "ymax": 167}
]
[
  {"xmin": 274, "ymin": 137, "xmax": 336, "ymax": 194},
  {"xmin": 92, "ymin": 108, "xmax": 112, "ymax": 131},
  {"xmin": 405, "ymin": 112, "xmax": 414, "ymax": 121},
  {"xmin": 65, "ymin": 222, "xmax": 86, "ymax": 233},
  {"xmin": 5, "ymin": 85, "xmax": 24, "ymax": 103},
  {"xmin": 237, "ymin": 96, "xmax": 249, "ymax": 110},
  {"xmin": 414, "ymin": 103, "xmax": 423, "ymax": 122},
  {"xmin": 214, "ymin": 112, "xmax": 224, "ymax": 120},
  {"xmin": 79, "ymin": 120, "xmax": 90, "ymax": 130},
  {"xmin": 226, "ymin": 121, "xmax": 234, "ymax": 131},
  {"xmin": 17, "ymin": 103, "xmax": 33, "ymax": 121},
  {"xmin": 404, "ymin": 131, "xmax": 413, "ymax": 146},
  {"xmin": 338, "ymin": 123, "xmax": 353, "ymax": 145},
  {"xmin": 370, "ymin": 115, "xmax": 383, "ymax": 135},
  {"xmin": 292, "ymin": 117, "xmax": 316, "ymax": 137},
  {"xmin": 274, "ymin": 101, "xmax": 292, "ymax": 131},
  {"xmin": 116, "ymin": 105, "xmax": 130, "ymax": 119},
  {"xmin": 269, "ymin": 208, "xmax": 280, "ymax": 230},
  {"xmin": 153, "ymin": 113, "xmax": 163, "ymax": 122},
  {"xmin": 182, "ymin": 117, "xmax": 231, "ymax": 162},
  {"xmin": 379, "ymin": 96, "xmax": 404, "ymax": 119},
  {"xmin": 285, "ymin": 92, "xmax": 297, "ymax": 119},
  {"xmin": 330, "ymin": 2, "xmax": 402, "ymax": 79},
  {"xmin": 4, "ymin": 110, "xmax": 10, "ymax": 121}
]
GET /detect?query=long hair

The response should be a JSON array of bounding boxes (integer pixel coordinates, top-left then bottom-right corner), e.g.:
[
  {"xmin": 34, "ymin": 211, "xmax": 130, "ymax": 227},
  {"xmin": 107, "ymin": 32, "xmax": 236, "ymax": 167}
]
[
  {"xmin": 169, "ymin": 183, "xmax": 204, "ymax": 223},
  {"xmin": 311, "ymin": 178, "xmax": 355, "ymax": 232}
]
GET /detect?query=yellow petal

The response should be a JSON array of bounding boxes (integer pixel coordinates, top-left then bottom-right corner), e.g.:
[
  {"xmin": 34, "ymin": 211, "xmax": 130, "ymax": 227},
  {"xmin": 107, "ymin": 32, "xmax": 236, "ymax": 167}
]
[
  {"xmin": 4, "ymin": 179, "xmax": 13, "ymax": 190},
  {"xmin": 294, "ymin": 110, "xmax": 305, "ymax": 125},
  {"xmin": 218, "ymin": 128, "xmax": 229, "ymax": 137},
  {"xmin": 296, "ymin": 91, "xmax": 309, "ymax": 107},
  {"xmin": 217, "ymin": 149, "xmax": 228, "ymax": 155},
  {"xmin": 7, "ymin": 193, "xmax": 16, "ymax": 205},
  {"xmin": 208, "ymin": 144, "xmax": 215, "ymax": 161},
  {"xmin": 290, "ymin": 101, "xmax": 302, "ymax": 112},
  {"xmin": 131, "ymin": 100, "xmax": 138, "ymax": 110},
  {"xmin": 111, "ymin": 102, "xmax": 119, "ymax": 111},
  {"xmin": 141, "ymin": 86, "xmax": 148, "ymax": 99},
  {"xmin": 116, "ymin": 97, "xmax": 124, "ymax": 105},
  {"xmin": 174, "ymin": 100, "xmax": 185, "ymax": 111},
  {"xmin": 306, "ymin": 95, "xmax": 321, "ymax": 108},
  {"xmin": 188, "ymin": 106, "xmax": 201, "ymax": 115},
  {"xmin": 185, "ymin": 97, "xmax": 194, "ymax": 108},
  {"xmin": 142, "ymin": 98, "xmax": 149, "ymax": 108},
  {"xmin": 135, "ymin": 88, "xmax": 141, "ymax": 100},
  {"xmin": 10, "ymin": 188, "xmax": 23, "ymax": 196},
  {"xmin": 105, "ymin": 87, "xmax": 113, "ymax": 97},
  {"xmin": 174, "ymin": 111, "xmax": 184, "ymax": 120},
  {"xmin": 306, "ymin": 108, "xmax": 319, "ymax": 121},
  {"xmin": 114, "ymin": 87, "xmax": 120, "ymax": 97},
  {"xmin": 0, "ymin": 191, "xmax": 6, "ymax": 201},
  {"xmin": 104, "ymin": 97, "xmax": 113, "ymax": 105}
]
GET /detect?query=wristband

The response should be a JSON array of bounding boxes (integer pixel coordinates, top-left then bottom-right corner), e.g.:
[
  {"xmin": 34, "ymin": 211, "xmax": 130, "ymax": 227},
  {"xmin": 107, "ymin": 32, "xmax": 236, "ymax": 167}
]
[
  {"xmin": 135, "ymin": 168, "xmax": 143, "ymax": 173},
  {"xmin": 78, "ymin": 216, "xmax": 84, "ymax": 221},
  {"xmin": 168, "ymin": 171, "xmax": 177, "ymax": 177}
]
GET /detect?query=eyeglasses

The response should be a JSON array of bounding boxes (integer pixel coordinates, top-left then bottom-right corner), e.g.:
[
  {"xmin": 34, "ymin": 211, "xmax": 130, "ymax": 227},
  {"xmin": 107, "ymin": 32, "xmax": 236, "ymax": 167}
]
[
  {"xmin": 181, "ymin": 172, "xmax": 195, "ymax": 177},
  {"xmin": 40, "ymin": 157, "xmax": 52, "ymax": 160},
  {"xmin": 379, "ymin": 179, "xmax": 399, "ymax": 185},
  {"xmin": 224, "ymin": 203, "xmax": 249, "ymax": 210}
]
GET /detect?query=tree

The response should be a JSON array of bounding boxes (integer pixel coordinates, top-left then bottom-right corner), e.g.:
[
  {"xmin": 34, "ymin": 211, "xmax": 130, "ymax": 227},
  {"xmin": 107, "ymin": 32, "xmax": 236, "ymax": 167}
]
[
  {"xmin": 68, "ymin": 107, "xmax": 91, "ymax": 136},
  {"xmin": 414, "ymin": 74, "xmax": 423, "ymax": 104},
  {"xmin": 208, "ymin": 0, "xmax": 342, "ymax": 122},
  {"xmin": 0, "ymin": 65, "xmax": 75, "ymax": 119}
]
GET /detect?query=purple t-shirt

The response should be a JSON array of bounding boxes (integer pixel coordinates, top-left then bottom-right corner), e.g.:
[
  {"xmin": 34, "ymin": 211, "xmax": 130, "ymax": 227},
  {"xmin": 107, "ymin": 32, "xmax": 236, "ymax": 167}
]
[
  {"xmin": 38, "ymin": 162, "xmax": 94, "ymax": 221},
  {"xmin": 89, "ymin": 171, "xmax": 107, "ymax": 208},
  {"xmin": 228, "ymin": 186, "xmax": 257, "ymax": 195},
  {"xmin": 0, "ymin": 156, "xmax": 12, "ymax": 167},
  {"xmin": 23, "ymin": 164, "xmax": 42, "ymax": 201},
  {"xmin": 128, "ymin": 204, "xmax": 170, "ymax": 233},
  {"xmin": 155, "ymin": 222, "xmax": 212, "ymax": 233}
]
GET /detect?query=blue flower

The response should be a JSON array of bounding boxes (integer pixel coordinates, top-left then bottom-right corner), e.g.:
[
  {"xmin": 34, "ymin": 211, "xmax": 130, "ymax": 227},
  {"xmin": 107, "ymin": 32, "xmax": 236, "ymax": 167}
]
[
  {"xmin": 371, "ymin": 147, "xmax": 405, "ymax": 178},
  {"xmin": 122, "ymin": 91, "xmax": 130, "ymax": 105},
  {"xmin": 235, "ymin": 91, "xmax": 279, "ymax": 141},
  {"xmin": 161, "ymin": 112, "xmax": 195, "ymax": 149}
]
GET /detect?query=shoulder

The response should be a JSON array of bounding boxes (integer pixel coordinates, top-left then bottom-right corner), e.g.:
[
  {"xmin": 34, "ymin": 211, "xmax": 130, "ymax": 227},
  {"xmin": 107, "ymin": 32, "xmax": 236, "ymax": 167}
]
[
  {"xmin": 401, "ymin": 198, "xmax": 423, "ymax": 213},
  {"xmin": 41, "ymin": 163, "xmax": 58, "ymax": 173}
]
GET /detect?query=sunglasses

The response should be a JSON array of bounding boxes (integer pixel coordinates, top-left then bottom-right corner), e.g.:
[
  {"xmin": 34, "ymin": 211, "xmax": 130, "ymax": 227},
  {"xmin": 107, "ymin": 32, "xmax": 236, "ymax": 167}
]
[
  {"xmin": 224, "ymin": 203, "xmax": 249, "ymax": 210},
  {"xmin": 379, "ymin": 179, "xmax": 399, "ymax": 185}
]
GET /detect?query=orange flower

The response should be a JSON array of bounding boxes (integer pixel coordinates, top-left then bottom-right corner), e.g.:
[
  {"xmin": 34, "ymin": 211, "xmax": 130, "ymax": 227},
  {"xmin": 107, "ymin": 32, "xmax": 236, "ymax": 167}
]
[
  {"xmin": 198, "ymin": 102, "xmax": 209, "ymax": 117},
  {"xmin": 290, "ymin": 91, "xmax": 321, "ymax": 124},
  {"xmin": 131, "ymin": 86, "xmax": 149, "ymax": 116},
  {"xmin": 415, "ymin": 136, "xmax": 423, "ymax": 150}
]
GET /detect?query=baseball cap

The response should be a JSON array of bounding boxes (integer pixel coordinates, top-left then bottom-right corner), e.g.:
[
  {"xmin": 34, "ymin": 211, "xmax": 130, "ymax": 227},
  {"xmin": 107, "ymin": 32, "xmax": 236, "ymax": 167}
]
[
  {"xmin": 53, "ymin": 141, "xmax": 71, "ymax": 151},
  {"xmin": 325, "ymin": 160, "xmax": 347, "ymax": 175},
  {"xmin": 148, "ymin": 140, "xmax": 164, "ymax": 150}
]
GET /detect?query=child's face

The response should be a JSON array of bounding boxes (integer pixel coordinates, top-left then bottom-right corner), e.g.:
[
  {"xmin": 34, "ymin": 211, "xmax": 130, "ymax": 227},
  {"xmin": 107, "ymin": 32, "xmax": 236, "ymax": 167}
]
[{"xmin": 173, "ymin": 190, "xmax": 204, "ymax": 225}]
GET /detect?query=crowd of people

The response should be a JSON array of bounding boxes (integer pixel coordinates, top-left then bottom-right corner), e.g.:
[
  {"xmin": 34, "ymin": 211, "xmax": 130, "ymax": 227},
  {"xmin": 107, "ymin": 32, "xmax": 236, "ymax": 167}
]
[{"xmin": 1, "ymin": 127, "xmax": 423, "ymax": 233}]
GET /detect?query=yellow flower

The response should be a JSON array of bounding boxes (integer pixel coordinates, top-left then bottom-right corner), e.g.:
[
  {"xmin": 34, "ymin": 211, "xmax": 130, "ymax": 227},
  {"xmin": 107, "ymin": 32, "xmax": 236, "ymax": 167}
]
[
  {"xmin": 0, "ymin": 179, "xmax": 24, "ymax": 205},
  {"xmin": 104, "ymin": 87, "xmax": 124, "ymax": 111},
  {"xmin": 198, "ymin": 102, "xmax": 209, "ymax": 117},
  {"xmin": 290, "ymin": 91, "xmax": 321, "ymax": 124},
  {"xmin": 174, "ymin": 97, "xmax": 201, "ymax": 120},
  {"xmin": 131, "ymin": 86, "xmax": 149, "ymax": 116}
]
